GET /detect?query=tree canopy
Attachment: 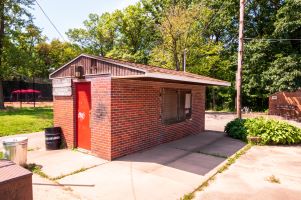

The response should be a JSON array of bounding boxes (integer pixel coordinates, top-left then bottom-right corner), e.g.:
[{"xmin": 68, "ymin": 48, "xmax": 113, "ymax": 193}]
[{"xmin": 1, "ymin": 0, "xmax": 300, "ymax": 111}]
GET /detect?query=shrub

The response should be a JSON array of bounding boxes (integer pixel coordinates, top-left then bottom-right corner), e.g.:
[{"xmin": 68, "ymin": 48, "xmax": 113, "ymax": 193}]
[
  {"xmin": 224, "ymin": 118, "xmax": 247, "ymax": 141},
  {"xmin": 225, "ymin": 117, "xmax": 301, "ymax": 145}
]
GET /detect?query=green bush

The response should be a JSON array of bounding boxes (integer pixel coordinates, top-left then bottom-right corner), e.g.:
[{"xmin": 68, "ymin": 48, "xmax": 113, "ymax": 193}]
[
  {"xmin": 224, "ymin": 118, "xmax": 247, "ymax": 141},
  {"xmin": 225, "ymin": 117, "xmax": 301, "ymax": 145}
]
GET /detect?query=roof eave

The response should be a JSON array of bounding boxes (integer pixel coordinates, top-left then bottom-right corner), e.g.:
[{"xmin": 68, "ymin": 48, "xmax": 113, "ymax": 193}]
[{"xmin": 113, "ymin": 73, "xmax": 231, "ymax": 86}]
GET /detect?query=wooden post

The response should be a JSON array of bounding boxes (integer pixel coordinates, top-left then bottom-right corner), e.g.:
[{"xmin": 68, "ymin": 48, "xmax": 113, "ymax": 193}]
[
  {"xmin": 237, "ymin": 0, "xmax": 245, "ymax": 119},
  {"xmin": 183, "ymin": 49, "xmax": 187, "ymax": 72}
]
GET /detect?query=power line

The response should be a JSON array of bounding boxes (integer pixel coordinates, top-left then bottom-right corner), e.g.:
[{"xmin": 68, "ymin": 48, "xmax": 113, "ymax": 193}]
[
  {"xmin": 34, "ymin": 0, "xmax": 66, "ymax": 41},
  {"xmin": 204, "ymin": 1, "xmax": 226, "ymax": 30},
  {"xmin": 245, "ymin": 38, "xmax": 301, "ymax": 41},
  {"xmin": 189, "ymin": 2, "xmax": 227, "ymax": 49}
]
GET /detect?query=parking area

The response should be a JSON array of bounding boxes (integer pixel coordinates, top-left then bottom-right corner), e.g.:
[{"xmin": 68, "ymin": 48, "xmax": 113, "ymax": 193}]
[{"xmin": 196, "ymin": 145, "xmax": 301, "ymax": 200}]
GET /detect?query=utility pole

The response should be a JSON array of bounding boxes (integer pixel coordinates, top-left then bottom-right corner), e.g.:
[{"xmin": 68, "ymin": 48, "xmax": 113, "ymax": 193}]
[
  {"xmin": 237, "ymin": 0, "xmax": 245, "ymax": 119},
  {"xmin": 183, "ymin": 49, "xmax": 187, "ymax": 72}
]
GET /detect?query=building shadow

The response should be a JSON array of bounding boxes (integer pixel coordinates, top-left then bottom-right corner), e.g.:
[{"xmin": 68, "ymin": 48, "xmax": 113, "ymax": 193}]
[{"xmin": 117, "ymin": 131, "xmax": 246, "ymax": 176}]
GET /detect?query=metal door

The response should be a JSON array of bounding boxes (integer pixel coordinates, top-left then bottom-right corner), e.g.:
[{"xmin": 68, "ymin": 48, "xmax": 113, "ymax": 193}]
[{"xmin": 76, "ymin": 82, "xmax": 91, "ymax": 150}]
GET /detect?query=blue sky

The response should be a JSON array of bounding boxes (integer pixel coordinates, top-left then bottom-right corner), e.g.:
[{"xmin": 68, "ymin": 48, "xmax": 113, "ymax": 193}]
[{"xmin": 32, "ymin": 0, "xmax": 140, "ymax": 41}]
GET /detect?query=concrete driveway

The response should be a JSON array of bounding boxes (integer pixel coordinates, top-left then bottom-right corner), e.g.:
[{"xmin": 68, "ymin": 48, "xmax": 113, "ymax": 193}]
[
  {"xmin": 196, "ymin": 145, "xmax": 301, "ymax": 200},
  {"xmin": 28, "ymin": 131, "xmax": 245, "ymax": 200}
]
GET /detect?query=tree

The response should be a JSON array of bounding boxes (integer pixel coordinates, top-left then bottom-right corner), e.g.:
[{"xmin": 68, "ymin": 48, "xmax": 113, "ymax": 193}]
[
  {"xmin": 35, "ymin": 39, "xmax": 81, "ymax": 76},
  {"xmin": 64, "ymin": 0, "xmax": 301, "ymax": 111},
  {"xmin": 67, "ymin": 12, "xmax": 120, "ymax": 56},
  {"xmin": 149, "ymin": 4, "xmax": 211, "ymax": 70},
  {"xmin": 0, "ymin": 0, "xmax": 34, "ymax": 109},
  {"xmin": 106, "ymin": 2, "xmax": 158, "ymax": 63}
]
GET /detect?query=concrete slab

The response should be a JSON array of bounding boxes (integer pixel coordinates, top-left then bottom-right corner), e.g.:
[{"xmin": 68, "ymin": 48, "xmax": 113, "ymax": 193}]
[
  {"xmin": 198, "ymin": 136, "xmax": 246, "ymax": 157},
  {"xmin": 117, "ymin": 145, "xmax": 189, "ymax": 173},
  {"xmin": 32, "ymin": 174, "xmax": 82, "ymax": 200},
  {"xmin": 58, "ymin": 160, "xmax": 195, "ymax": 200},
  {"xmin": 56, "ymin": 132, "xmax": 235, "ymax": 200},
  {"xmin": 167, "ymin": 152, "xmax": 226, "ymax": 176},
  {"xmin": 196, "ymin": 145, "xmax": 301, "ymax": 200},
  {"xmin": 28, "ymin": 149, "xmax": 108, "ymax": 179},
  {"xmin": 165, "ymin": 131, "xmax": 224, "ymax": 151}
]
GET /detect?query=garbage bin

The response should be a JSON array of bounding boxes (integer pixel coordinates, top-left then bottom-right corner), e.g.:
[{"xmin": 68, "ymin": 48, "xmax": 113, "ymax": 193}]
[
  {"xmin": 45, "ymin": 127, "xmax": 61, "ymax": 150},
  {"xmin": 2, "ymin": 137, "xmax": 28, "ymax": 166}
]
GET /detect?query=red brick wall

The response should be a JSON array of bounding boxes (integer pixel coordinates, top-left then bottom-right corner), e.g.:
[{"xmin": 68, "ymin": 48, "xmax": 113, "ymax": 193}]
[
  {"xmin": 110, "ymin": 79, "xmax": 205, "ymax": 159},
  {"xmin": 53, "ymin": 78, "xmax": 205, "ymax": 160},
  {"xmin": 269, "ymin": 90, "xmax": 301, "ymax": 116},
  {"xmin": 53, "ymin": 94, "xmax": 75, "ymax": 148},
  {"xmin": 90, "ymin": 76, "xmax": 112, "ymax": 160}
]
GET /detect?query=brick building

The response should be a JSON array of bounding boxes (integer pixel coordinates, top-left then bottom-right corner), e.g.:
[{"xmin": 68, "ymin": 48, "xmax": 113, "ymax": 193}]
[
  {"xmin": 50, "ymin": 54, "xmax": 230, "ymax": 160},
  {"xmin": 269, "ymin": 90, "xmax": 301, "ymax": 120}
]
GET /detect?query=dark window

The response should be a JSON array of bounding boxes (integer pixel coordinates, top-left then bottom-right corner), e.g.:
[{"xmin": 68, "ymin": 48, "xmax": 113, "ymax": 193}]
[
  {"xmin": 161, "ymin": 88, "xmax": 192, "ymax": 124},
  {"xmin": 90, "ymin": 59, "xmax": 97, "ymax": 74}
]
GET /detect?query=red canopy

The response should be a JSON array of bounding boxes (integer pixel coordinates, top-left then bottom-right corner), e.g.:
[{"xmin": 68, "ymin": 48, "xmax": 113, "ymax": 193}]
[{"xmin": 12, "ymin": 89, "xmax": 41, "ymax": 94}]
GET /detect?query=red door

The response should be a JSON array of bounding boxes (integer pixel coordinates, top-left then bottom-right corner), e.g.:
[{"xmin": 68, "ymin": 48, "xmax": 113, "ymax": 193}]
[{"xmin": 76, "ymin": 82, "xmax": 91, "ymax": 150}]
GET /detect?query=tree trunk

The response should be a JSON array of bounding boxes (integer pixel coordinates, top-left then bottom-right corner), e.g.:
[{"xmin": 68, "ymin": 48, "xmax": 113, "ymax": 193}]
[
  {"xmin": 172, "ymin": 39, "xmax": 180, "ymax": 71},
  {"xmin": 0, "ymin": 80, "xmax": 4, "ymax": 109},
  {"xmin": 212, "ymin": 88, "xmax": 216, "ymax": 111},
  {"xmin": 0, "ymin": 2, "xmax": 5, "ymax": 109}
]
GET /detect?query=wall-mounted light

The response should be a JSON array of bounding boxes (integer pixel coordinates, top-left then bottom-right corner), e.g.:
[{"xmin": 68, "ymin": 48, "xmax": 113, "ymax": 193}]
[{"xmin": 75, "ymin": 65, "xmax": 84, "ymax": 79}]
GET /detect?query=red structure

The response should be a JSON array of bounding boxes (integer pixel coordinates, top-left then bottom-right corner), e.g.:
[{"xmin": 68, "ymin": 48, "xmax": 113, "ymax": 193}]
[
  {"xmin": 50, "ymin": 54, "xmax": 230, "ymax": 160},
  {"xmin": 269, "ymin": 90, "xmax": 301, "ymax": 121}
]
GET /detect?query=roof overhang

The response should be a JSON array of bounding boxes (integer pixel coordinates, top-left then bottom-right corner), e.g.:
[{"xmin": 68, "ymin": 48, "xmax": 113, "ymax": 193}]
[{"xmin": 113, "ymin": 72, "xmax": 231, "ymax": 86}]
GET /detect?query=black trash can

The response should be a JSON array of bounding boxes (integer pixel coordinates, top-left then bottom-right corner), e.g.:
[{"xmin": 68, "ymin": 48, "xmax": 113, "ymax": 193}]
[{"xmin": 45, "ymin": 127, "xmax": 62, "ymax": 150}]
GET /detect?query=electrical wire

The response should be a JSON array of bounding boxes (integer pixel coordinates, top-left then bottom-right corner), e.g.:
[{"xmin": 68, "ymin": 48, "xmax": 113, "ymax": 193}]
[
  {"xmin": 204, "ymin": 1, "xmax": 226, "ymax": 30},
  {"xmin": 189, "ymin": 1, "xmax": 227, "ymax": 50},
  {"xmin": 244, "ymin": 37, "xmax": 301, "ymax": 41},
  {"xmin": 34, "ymin": 0, "xmax": 66, "ymax": 41}
]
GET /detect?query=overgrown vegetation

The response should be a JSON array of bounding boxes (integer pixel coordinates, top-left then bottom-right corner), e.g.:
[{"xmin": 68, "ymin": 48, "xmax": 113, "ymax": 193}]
[
  {"xmin": 26, "ymin": 162, "xmax": 99, "ymax": 182},
  {"xmin": 26, "ymin": 163, "xmax": 50, "ymax": 179},
  {"xmin": 225, "ymin": 118, "xmax": 301, "ymax": 145},
  {"xmin": 0, "ymin": 107, "xmax": 53, "ymax": 136}
]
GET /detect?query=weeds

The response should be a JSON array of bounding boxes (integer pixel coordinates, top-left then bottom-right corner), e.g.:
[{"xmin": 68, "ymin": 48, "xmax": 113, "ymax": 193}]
[
  {"xmin": 266, "ymin": 175, "xmax": 280, "ymax": 184},
  {"xmin": 26, "ymin": 162, "xmax": 97, "ymax": 181}
]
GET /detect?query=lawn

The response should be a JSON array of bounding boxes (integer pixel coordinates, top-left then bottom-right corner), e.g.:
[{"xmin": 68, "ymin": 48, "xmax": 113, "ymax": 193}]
[{"xmin": 0, "ymin": 107, "xmax": 53, "ymax": 137}]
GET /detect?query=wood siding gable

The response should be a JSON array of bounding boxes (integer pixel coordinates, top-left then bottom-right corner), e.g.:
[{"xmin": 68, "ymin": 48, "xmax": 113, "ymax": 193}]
[{"xmin": 50, "ymin": 55, "xmax": 145, "ymax": 79}]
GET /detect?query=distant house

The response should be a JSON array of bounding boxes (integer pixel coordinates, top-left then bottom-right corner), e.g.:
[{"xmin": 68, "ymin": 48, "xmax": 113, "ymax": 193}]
[{"xmin": 49, "ymin": 54, "xmax": 230, "ymax": 160}]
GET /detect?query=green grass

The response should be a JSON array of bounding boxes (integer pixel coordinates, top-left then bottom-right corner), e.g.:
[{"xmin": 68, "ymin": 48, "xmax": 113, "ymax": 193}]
[
  {"xmin": 0, "ymin": 107, "xmax": 53, "ymax": 137},
  {"xmin": 0, "ymin": 152, "xmax": 3, "ymax": 159}
]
